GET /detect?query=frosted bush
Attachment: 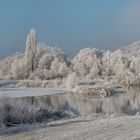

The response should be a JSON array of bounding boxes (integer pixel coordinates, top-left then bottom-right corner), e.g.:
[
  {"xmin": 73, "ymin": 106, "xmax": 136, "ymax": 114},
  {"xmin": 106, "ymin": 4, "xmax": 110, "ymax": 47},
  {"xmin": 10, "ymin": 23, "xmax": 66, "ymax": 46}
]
[
  {"xmin": 58, "ymin": 62, "xmax": 69, "ymax": 77},
  {"xmin": 72, "ymin": 48, "xmax": 103, "ymax": 77},
  {"xmin": 130, "ymin": 56, "xmax": 140, "ymax": 74},
  {"xmin": 38, "ymin": 54, "xmax": 53, "ymax": 69},
  {"xmin": 10, "ymin": 56, "xmax": 28, "ymax": 80},
  {"xmin": 0, "ymin": 56, "xmax": 17, "ymax": 77},
  {"xmin": 108, "ymin": 49, "xmax": 140, "ymax": 86},
  {"xmin": 0, "ymin": 97, "xmax": 67, "ymax": 126},
  {"xmin": 66, "ymin": 72, "xmax": 80, "ymax": 89}
]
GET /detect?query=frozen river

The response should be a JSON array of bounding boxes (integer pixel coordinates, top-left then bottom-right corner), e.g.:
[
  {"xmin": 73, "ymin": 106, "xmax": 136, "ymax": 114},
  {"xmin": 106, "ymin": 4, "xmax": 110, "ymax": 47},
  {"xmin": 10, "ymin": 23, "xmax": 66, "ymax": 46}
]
[
  {"xmin": 0, "ymin": 87, "xmax": 69, "ymax": 98},
  {"xmin": 0, "ymin": 78, "xmax": 71, "ymax": 97}
]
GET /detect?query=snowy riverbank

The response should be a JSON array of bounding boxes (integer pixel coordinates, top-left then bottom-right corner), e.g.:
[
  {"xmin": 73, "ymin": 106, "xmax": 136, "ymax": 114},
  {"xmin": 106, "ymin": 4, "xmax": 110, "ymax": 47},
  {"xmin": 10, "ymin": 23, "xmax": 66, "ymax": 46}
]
[{"xmin": 0, "ymin": 114, "xmax": 140, "ymax": 140}]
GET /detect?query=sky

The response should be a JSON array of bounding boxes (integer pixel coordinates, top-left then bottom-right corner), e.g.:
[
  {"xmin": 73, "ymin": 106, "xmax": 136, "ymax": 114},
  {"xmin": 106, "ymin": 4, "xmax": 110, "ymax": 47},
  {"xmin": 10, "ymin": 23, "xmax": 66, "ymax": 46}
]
[{"xmin": 0, "ymin": 0, "xmax": 140, "ymax": 58}]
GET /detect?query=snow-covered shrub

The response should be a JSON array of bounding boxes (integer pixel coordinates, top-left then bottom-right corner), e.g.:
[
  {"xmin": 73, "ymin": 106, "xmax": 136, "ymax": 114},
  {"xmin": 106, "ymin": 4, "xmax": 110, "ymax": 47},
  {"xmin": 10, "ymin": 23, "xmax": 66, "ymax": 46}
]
[
  {"xmin": 0, "ymin": 56, "xmax": 15, "ymax": 77},
  {"xmin": 72, "ymin": 48, "xmax": 103, "ymax": 78},
  {"xmin": 10, "ymin": 56, "xmax": 28, "ymax": 80},
  {"xmin": 38, "ymin": 53, "xmax": 53, "ymax": 69},
  {"xmin": 66, "ymin": 72, "xmax": 80, "ymax": 89},
  {"xmin": 0, "ymin": 96, "xmax": 74, "ymax": 127},
  {"xmin": 50, "ymin": 58, "xmax": 69, "ymax": 78},
  {"xmin": 0, "ymin": 97, "xmax": 62, "ymax": 126},
  {"xmin": 106, "ymin": 49, "xmax": 140, "ymax": 86}
]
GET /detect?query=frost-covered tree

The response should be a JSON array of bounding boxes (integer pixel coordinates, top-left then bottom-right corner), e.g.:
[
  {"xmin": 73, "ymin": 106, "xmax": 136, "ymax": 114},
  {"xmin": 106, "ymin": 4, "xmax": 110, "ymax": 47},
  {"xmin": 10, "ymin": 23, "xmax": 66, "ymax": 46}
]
[
  {"xmin": 25, "ymin": 28, "xmax": 37, "ymax": 74},
  {"xmin": 72, "ymin": 48, "xmax": 103, "ymax": 78}
]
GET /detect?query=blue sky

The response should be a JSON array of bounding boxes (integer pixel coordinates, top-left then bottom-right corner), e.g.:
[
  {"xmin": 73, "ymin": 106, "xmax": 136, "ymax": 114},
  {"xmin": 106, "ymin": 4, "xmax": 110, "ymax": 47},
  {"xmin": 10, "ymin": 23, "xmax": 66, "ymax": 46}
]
[{"xmin": 0, "ymin": 0, "xmax": 140, "ymax": 58}]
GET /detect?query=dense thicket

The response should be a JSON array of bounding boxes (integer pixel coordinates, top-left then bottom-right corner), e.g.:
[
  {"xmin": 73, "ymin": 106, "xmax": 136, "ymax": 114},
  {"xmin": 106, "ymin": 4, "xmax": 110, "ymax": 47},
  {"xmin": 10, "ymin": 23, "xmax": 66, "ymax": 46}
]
[{"xmin": 1, "ymin": 29, "xmax": 140, "ymax": 88}]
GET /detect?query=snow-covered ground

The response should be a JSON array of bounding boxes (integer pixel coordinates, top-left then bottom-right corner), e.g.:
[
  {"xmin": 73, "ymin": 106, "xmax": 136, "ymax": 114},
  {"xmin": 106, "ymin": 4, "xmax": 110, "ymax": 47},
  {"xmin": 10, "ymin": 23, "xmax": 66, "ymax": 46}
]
[{"xmin": 0, "ymin": 114, "xmax": 140, "ymax": 140}]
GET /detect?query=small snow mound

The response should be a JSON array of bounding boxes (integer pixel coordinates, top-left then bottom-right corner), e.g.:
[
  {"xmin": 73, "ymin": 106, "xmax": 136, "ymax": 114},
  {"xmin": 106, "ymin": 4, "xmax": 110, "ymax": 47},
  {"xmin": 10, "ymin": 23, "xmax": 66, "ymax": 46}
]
[{"xmin": 73, "ymin": 85, "xmax": 124, "ymax": 98}]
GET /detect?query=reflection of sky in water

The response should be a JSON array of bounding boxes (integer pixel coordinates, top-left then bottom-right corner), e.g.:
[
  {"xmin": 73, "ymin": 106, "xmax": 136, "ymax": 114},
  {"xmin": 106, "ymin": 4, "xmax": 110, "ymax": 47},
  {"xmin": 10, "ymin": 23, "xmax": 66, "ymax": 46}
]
[{"xmin": 3, "ymin": 88, "xmax": 140, "ymax": 116}]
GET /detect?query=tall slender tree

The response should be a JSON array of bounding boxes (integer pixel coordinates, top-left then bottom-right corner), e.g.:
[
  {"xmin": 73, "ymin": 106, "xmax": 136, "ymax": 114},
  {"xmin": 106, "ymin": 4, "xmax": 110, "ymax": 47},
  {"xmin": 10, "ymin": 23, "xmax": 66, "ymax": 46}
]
[{"xmin": 25, "ymin": 29, "xmax": 37, "ymax": 75}]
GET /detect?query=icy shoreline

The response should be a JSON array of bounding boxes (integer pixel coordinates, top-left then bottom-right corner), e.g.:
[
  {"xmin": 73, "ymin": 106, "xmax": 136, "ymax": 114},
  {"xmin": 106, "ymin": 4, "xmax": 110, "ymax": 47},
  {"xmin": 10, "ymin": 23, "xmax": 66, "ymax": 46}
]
[{"xmin": 0, "ymin": 87, "xmax": 70, "ymax": 98}]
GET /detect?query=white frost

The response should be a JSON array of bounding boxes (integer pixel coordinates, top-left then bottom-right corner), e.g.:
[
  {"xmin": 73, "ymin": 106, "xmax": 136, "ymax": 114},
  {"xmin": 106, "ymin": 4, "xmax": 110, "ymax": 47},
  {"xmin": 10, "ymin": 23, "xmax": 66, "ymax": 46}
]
[{"xmin": 1, "ymin": 28, "xmax": 140, "ymax": 88}]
